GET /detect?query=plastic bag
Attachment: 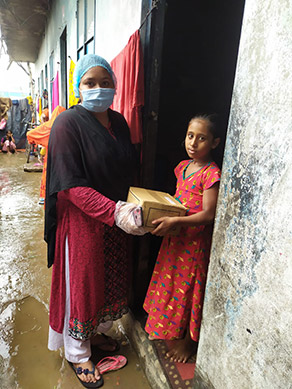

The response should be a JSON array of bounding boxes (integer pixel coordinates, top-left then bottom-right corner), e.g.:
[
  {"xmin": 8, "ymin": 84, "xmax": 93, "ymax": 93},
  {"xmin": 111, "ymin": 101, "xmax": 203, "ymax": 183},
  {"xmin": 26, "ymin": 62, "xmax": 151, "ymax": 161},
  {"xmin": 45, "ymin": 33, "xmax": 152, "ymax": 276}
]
[{"xmin": 114, "ymin": 201, "xmax": 147, "ymax": 236}]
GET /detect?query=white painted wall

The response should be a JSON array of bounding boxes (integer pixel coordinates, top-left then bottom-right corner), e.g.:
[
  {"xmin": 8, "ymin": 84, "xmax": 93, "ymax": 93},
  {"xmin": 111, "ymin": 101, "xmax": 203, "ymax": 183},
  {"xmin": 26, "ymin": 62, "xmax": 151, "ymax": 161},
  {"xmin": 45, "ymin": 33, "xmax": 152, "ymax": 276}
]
[
  {"xmin": 95, "ymin": 0, "xmax": 142, "ymax": 62},
  {"xmin": 195, "ymin": 0, "xmax": 292, "ymax": 388}
]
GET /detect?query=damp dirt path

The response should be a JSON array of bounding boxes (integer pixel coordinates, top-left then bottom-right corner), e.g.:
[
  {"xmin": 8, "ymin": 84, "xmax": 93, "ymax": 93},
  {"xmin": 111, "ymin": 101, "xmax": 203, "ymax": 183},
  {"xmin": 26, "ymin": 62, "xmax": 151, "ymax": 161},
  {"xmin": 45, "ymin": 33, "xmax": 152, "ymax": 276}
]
[{"xmin": 0, "ymin": 152, "xmax": 151, "ymax": 389}]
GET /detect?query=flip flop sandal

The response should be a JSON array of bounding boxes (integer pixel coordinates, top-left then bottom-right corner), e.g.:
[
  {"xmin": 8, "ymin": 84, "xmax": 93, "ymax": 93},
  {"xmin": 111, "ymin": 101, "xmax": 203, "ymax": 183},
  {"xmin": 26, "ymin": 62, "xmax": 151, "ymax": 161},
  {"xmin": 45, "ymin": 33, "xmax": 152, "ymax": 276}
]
[
  {"xmin": 68, "ymin": 361, "xmax": 104, "ymax": 388},
  {"xmin": 91, "ymin": 333, "xmax": 120, "ymax": 352},
  {"xmin": 96, "ymin": 355, "xmax": 127, "ymax": 374}
]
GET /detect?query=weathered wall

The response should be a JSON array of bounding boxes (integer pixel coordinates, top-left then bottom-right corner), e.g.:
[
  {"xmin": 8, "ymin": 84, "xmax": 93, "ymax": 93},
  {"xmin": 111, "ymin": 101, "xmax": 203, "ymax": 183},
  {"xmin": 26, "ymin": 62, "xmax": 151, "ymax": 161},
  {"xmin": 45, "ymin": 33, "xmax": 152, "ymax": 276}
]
[
  {"xmin": 195, "ymin": 0, "xmax": 292, "ymax": 388},
  {"xmin": 34, "ymin": 0, "xmax": 77, "ymax": 110}
]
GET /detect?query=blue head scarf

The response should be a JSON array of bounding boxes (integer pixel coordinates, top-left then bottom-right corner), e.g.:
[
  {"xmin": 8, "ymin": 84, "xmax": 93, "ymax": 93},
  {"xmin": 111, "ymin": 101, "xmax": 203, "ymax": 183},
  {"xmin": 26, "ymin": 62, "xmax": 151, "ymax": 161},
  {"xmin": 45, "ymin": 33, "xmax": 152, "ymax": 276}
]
[{"xmin": 73, "ymin": 54, "xmax": 116, "ymax": 98}]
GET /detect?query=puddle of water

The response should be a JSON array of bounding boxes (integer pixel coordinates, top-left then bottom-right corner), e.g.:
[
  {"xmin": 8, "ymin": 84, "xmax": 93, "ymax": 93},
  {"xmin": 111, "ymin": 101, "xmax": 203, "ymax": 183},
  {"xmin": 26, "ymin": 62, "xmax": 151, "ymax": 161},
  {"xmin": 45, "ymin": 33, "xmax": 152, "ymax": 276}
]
[
  {"xmin": 10, "ymin": 297, "xmax": 62, "ymax": 389},
  {"xmin": 0, "ymin": 153, "xmax": 151, "ymax": 389},
  {"xmin": 0, "ymin": 152, "xmax": 54, "ymax": 388},
  {"xmin": 0, "ymin": 153, "xmax": 50, "ymax": 311}
]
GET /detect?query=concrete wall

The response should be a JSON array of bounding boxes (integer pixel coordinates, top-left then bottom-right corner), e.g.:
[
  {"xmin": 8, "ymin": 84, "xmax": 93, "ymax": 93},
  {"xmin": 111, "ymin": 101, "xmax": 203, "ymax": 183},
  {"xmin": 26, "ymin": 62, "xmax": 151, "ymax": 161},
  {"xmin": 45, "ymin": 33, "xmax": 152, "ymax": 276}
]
[
  {"xmin": 195, "ymin": 0, "xmax": 292, "ymax": 388},
  {"xmin": 95, "ymin": 0, "xmax": 142, "ymax": 62},
  {"xmin": 34, "ymin": 0, "xmax": 77, "ymax": 112},
  {"xmin": 34, "ymin": 0, "xmax": 142, "ymax": 111}
]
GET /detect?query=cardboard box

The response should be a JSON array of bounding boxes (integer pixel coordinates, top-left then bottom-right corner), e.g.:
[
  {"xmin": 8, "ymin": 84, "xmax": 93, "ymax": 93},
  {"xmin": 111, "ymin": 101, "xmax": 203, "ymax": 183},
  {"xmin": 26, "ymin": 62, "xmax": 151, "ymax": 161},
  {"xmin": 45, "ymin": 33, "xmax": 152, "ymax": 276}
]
[{"xmin": 127, "ymin": 187, "xmax": 187, "ymax": 234}]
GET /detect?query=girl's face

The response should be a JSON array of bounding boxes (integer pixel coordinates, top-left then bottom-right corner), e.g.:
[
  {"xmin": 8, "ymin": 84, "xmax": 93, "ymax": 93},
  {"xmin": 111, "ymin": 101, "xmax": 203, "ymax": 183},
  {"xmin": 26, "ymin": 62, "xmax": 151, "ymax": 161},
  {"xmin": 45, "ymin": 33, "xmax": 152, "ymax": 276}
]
[
  {"xmin": 185, "ymin": 119, "xmax": 219, "ymax": 162},
  {"xmin": 79, "ymin": 66, "xmax": 115, "ymax": 102},
  {"xmin": 7, "ymin": 131, "xmax": 12, "ymax": 137}
]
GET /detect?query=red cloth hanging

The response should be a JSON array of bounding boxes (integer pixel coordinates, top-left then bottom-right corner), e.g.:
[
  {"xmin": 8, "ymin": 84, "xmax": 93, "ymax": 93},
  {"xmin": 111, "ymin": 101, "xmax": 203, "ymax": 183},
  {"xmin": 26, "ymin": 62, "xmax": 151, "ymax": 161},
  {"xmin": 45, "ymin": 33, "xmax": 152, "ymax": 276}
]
[{"xmin": 110, "ymin": 30, "xmax": 144, "ymax": 144}]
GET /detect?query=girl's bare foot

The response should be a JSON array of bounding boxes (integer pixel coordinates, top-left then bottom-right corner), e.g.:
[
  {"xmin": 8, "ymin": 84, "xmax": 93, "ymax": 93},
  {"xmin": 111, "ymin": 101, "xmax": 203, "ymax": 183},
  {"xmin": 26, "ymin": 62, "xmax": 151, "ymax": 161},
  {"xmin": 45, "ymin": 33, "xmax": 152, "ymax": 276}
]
[
  {"xmin": 73, "ymin": 360, "xmax": 101, "ymax": 384},
  {"xmin": 148, "ymin": 335, "xmax": 156, "ymax": 340},
  {"xmin": 166, "ymin": 332, "xmax": 198, "ymax": 363}
]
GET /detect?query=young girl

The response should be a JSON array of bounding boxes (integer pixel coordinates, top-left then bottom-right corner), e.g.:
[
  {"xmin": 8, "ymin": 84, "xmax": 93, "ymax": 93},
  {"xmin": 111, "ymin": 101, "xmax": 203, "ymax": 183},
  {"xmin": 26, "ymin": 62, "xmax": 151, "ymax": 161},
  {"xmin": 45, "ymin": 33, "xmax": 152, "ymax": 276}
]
[
  {"xmin": 1, "ymin": 130, "xmax": 16, "ymax": 153},
  {"xmin": 143, "ymin": 115, "xmax": 221, "ymax": 363}
]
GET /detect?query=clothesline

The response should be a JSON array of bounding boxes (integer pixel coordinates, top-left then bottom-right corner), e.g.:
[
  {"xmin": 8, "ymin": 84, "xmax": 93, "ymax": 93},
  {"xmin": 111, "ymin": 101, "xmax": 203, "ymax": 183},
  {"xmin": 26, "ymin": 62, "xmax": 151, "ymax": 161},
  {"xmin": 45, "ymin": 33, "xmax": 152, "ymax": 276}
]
[{"xmin": 139, "ymin": 0, "xmax": 159, "ymax": 30}]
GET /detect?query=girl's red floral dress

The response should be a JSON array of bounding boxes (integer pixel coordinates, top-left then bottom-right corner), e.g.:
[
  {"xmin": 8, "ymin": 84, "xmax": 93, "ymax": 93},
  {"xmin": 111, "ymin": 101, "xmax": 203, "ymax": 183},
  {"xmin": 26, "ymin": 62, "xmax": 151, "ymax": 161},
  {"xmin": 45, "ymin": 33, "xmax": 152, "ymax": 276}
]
[{"xmin": 143, "ymin": 160, "xmax": 220, "ymax": 341}]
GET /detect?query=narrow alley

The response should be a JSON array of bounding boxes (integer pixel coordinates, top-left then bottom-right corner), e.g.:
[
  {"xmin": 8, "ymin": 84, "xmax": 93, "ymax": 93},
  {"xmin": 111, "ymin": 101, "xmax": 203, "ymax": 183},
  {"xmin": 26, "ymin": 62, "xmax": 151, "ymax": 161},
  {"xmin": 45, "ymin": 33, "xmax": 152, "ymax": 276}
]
[{"xmin": 1, "ymin": 0, "xmax": 292, "ymax": 388}]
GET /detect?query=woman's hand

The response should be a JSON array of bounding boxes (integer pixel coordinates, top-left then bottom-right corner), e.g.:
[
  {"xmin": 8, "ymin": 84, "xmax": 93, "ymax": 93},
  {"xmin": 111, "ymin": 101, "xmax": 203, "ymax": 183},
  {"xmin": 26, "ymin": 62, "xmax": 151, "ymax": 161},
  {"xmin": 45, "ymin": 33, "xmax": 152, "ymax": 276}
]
[
  {"xmin": 151, "ymin": 216, "xmax": 178, "ymax": 236},
  {"xmin": 114, "ymin": 201, "xmax": 147, "ymax": 236}
]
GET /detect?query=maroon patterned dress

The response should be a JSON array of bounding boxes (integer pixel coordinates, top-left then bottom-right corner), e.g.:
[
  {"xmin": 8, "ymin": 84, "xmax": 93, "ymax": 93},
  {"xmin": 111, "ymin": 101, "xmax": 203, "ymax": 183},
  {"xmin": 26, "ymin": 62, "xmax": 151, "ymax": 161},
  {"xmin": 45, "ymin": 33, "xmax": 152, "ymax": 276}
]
[
  {"xmin": 143, "ymin": 160, "xmax": 220, "ymax": 341},
  {"xmin": 49, "ymin": 186, "xmax": 129, "ymax": 340}
]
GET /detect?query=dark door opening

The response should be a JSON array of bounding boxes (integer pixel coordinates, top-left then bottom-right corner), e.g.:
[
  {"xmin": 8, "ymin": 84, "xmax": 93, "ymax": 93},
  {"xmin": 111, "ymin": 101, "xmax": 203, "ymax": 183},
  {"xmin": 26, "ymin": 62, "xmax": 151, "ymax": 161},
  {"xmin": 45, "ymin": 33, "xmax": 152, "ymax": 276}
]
[
  {"xmin": 155, "ymin": 0, "xmax": 245, "ymax": 194},
  {"xmin": 132, "ymin": 0, "xmax": 245, "ymax": 315},
  {"xmin": 60, "ymin": 27, "xmax": 68, "ymax": 108}
]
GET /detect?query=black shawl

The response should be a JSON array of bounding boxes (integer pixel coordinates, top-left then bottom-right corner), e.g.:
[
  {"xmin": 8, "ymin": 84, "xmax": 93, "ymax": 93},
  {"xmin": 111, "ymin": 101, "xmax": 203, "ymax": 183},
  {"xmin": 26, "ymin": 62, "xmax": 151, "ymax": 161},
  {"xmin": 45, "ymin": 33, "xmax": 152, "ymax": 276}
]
[{"xmin": 45, "ymin": 105, "xmax": 137, "ymax": 267}]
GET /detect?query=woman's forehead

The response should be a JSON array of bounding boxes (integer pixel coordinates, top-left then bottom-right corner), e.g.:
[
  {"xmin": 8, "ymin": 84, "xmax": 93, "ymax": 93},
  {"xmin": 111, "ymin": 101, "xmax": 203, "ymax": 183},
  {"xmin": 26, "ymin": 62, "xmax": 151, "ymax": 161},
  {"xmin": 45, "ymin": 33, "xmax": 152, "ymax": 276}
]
[{"xmin": 81, "ymin": 66, "xmax": 111, "ymax": 80}]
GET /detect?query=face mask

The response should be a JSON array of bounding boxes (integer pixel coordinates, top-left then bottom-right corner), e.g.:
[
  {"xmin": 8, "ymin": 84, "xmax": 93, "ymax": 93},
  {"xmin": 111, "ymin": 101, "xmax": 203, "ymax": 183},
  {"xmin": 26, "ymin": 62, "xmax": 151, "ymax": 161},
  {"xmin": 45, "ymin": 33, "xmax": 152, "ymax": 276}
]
[{"xmin": 80, "ymin": 88, "xmax": 115, "ymax": 112}]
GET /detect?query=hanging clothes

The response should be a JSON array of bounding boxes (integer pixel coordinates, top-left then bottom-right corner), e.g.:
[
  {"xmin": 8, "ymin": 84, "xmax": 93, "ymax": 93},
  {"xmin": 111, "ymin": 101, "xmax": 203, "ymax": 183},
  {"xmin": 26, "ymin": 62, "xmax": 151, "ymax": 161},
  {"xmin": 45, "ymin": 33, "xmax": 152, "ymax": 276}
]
[
  {"xmin": 36, "ymin": 96, "xmax": 39, "ymax": 113},
  {"xmin": 19, "ymin": 98, "xmax": 29, "ymax": 116},
  {"xmin": 68, "ymin": 60, "xmax": 79, "ymax": 107},
  {"xmin": 39, "ymin": 97, "xmax": 42, "ymax": 117},
  {"xmin": 0, "ymin": 118, "xmax": 7, "ymax": 130},
  {"xmin": 0, "ymin": 97, "xmax": 12, "ymax": 120},
  {"xmin": 6, "ymin": 99, "xmax": 31, "ymax": 148},
  {"xmin": 110, "ymin": 30, "xmax": 144, "ymax": 144},
  {"xmin": 52, "ymin": 72, "xmax": 60, "ymax": 111},
  {"xmin": 26, "ymin": 96, "xmax": 33, "ymax": 106}
]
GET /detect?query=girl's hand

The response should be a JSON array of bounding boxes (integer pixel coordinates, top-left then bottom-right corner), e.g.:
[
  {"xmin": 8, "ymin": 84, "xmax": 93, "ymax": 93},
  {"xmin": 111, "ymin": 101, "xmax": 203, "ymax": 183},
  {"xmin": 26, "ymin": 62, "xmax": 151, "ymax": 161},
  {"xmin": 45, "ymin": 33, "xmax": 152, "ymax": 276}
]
[{"xmin": 151, "ymin": 216, "xmax": 178, "ymax": 236}]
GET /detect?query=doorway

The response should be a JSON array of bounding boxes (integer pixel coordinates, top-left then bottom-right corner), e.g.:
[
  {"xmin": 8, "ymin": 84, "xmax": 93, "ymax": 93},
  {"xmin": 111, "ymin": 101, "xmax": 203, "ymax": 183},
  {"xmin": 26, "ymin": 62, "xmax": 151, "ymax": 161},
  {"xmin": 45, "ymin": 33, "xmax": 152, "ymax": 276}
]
[
  {"xmin": 155, "ymin": 0, "xmax": 245, "ymax": 194},
  {"xmin": 60, "ymin": 27, "xmax": 68, "ymax": 108},
  {"xmin": 133, "ymin": 0, "xmax": 245, "ymax": 313}
]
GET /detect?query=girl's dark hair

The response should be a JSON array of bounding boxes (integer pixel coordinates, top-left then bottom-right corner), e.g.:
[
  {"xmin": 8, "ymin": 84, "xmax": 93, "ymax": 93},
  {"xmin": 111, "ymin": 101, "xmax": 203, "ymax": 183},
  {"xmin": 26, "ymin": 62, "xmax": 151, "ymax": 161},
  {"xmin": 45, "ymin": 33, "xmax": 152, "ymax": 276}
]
[{"xmin": 189, "ymin": 113, "xmax": 219, "ymax": 138}]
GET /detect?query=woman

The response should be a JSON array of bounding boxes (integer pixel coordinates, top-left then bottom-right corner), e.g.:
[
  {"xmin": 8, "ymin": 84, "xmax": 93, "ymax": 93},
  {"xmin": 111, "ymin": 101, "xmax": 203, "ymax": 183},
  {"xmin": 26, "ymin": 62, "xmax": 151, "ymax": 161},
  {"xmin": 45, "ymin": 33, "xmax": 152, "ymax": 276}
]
[
  {"xmin": 27, "ymin": 106, "xmax": 66, "ymax": 205},
  {"xmin": 45, "ymin": 54, "xmax": 144, "ymax": 388}
]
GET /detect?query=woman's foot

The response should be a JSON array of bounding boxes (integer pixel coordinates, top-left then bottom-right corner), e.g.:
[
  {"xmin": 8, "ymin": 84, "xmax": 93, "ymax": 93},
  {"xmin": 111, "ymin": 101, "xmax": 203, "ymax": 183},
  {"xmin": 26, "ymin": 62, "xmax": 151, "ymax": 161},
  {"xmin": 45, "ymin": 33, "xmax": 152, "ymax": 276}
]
[
  {"xmin": 90, "ymin": 333, "xmax": 119, "ymax": 352},
  {"xmin": 166, "ymin": 333, "xmax": 198, "ymax": 363},
  {"xmin": 71, "ymin": 360, "xmax": 101, "ymax": 384},
  {"xmin": 148, "ymin": 335, "xmax": 156, "ymax": 340}
]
